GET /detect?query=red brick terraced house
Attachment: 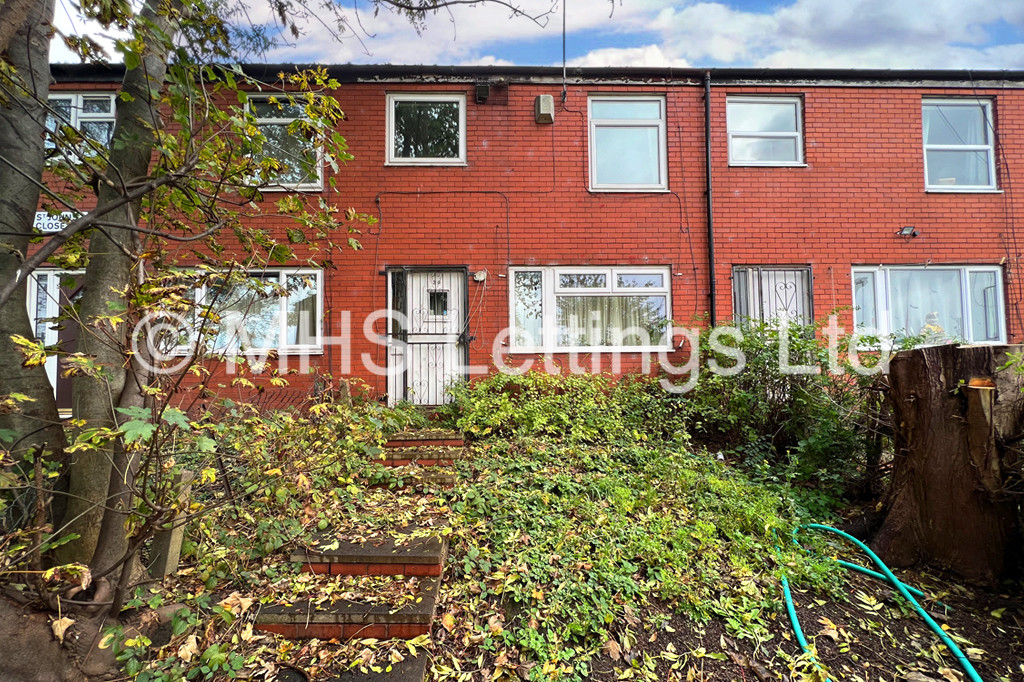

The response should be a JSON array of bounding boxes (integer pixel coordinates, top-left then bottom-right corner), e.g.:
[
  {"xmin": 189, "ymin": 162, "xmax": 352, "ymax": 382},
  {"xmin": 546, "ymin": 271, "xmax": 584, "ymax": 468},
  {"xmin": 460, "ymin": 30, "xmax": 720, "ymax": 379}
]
[{"xmin": 31, "ymin": 64, "xmax": 1024, "ymax": 408}]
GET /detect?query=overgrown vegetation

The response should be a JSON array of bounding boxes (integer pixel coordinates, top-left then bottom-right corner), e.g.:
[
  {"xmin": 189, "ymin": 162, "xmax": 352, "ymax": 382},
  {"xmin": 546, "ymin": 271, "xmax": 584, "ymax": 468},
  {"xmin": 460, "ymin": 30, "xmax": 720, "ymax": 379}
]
[{"xmin": 435, "ymin": 439, "xmax": 839, "ymax": 680}]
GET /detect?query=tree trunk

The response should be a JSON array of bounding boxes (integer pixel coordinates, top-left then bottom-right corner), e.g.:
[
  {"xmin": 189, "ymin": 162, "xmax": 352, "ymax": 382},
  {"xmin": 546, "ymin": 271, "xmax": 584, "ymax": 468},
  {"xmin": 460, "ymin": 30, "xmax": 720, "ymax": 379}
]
[
  {"xmin": 0, "ymin": 1, "xmax": 66, "ymax": 462},
  {"xmin": 873, "ymin": 344, "xmax": 1024, "ymax": 583},
  {"xmin": 58, "ymin": 0, "xmax": 178, "ymax": 568}
]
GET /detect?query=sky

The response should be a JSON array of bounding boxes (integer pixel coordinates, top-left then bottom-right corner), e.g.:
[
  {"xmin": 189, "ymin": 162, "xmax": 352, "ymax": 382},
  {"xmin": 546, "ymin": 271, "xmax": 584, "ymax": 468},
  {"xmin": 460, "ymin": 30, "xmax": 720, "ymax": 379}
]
[{"xmin": 52, "ymin": 0, "xmax": 1024, "ymax": 70}]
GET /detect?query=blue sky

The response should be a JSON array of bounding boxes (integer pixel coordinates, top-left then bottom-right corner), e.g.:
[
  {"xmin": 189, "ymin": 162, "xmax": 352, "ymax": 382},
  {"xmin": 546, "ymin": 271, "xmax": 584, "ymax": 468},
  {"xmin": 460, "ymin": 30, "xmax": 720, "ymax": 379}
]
[{"xmin": 53, "ymin": 0, "xmax": 1024, "ymax": 69}]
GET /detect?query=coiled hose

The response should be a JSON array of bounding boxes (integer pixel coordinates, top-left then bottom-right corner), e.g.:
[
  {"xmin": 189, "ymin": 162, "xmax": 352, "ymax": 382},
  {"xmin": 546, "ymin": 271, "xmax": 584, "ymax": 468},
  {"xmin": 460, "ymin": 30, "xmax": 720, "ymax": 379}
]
[{"xmin": 780, "ymin": 523, "xmax": 983, "ymax": 682}]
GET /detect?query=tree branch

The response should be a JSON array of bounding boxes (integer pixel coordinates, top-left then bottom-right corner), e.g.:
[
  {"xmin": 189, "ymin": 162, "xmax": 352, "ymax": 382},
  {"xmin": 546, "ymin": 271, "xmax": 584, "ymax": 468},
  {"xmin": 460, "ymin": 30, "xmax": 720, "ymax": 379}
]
[{"xmin": 0, "ymin": 166, "xmax": 197, "ymax": 309}]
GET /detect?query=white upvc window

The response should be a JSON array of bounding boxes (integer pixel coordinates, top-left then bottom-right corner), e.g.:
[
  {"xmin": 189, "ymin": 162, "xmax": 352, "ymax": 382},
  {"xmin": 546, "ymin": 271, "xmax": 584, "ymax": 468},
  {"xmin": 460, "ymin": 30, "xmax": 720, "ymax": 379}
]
[
  {"xmin": 588, "ymin": 96, "xmax": 668, "ymax": 191},
  {"xmin": 852, "ymin": 265, "xmax": 1005, "ymax": 345},
  {"xmin": 386, "ymin": 93, "xmax": 467, "ymax": 165},
  {"xmin": 732, "ymin": 266, "xmax": 812, "ymax": 325},
  {"xmin": 248, "ymin": 96, "xmax": 323, "ymax": 190},
  {"xmin": 46, "ymin": 93, "xmax": 116, "ymax": 153},
  {"xmin": 509, "ymin": 266, "xmax": 671, "ymax": 352},
  {"xmin": 183, "ymin": 269, "xmax": 324, "ymax": 355},
  {"xmin": 726, "ymin": 96, "xmax": 804, "ymax": 166},
  {"xmin": 922, "ymin": 99, "xmax": 997, "ymax": 191}
]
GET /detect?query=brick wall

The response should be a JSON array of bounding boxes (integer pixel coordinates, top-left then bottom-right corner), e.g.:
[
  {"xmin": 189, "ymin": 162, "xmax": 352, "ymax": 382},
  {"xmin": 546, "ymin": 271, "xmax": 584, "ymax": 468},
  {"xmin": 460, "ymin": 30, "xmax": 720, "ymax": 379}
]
[{"xmin": 37, "ymin": 72, "xmax": 1024, "ymax": 401}]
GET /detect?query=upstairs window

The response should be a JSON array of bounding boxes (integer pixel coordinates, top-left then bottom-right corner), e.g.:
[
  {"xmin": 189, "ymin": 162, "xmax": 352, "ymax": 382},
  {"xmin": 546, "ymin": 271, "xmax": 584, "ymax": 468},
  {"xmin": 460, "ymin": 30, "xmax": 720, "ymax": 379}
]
[
  {"xmin": 922, "ymin": 99, "xmax": 996, "ymax": 191},
  {"xmin": 726, "ymin": 97, "xmax": 803, "ymax": 166},
  {"xmin": 852, "ymin": 265, "xmax": 1005, "ymax": 345},
  {"xmin": 732, "ymin": 266, "xmax": 812, "ymax": 325},
  {"xmin": 387, "ymin": 93, "xmax": 466, "ymax": 165},
  {"xmin": 46, "ymin": 93, "xmax": 116, "ymax": 154},
  {"xmin": 588, "ymin": 96, "xmax": 667, "ymax": 191},
  {"xmin": 249, "ymin": 96, "xmax": 322, "ymax": 189}
]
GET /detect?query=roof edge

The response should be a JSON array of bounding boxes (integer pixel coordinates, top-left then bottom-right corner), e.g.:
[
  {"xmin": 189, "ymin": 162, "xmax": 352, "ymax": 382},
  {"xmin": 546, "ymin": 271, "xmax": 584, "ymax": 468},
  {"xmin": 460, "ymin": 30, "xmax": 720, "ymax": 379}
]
[{"xmin": 49, "ymin": 62, "xmax": 1024, "ymax": 86}]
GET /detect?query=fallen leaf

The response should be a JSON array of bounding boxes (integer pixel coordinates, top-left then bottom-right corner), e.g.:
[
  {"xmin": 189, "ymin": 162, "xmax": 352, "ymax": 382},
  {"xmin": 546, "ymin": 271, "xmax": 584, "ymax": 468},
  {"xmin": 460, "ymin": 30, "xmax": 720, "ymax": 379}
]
[
  {"xmin": 51, "ymin": 617, "xmax": 74, "ymax": 644},
  {"xmin": 441, "ymin": 612, "xmax": 456, "ymax": 631},
  {"xmin": 603, "ymin": 639, "xmax": 622, "ymax": 661},
  {"xmin": 178, "ymin": 634, "xmax": 199, "ymax": 662}
]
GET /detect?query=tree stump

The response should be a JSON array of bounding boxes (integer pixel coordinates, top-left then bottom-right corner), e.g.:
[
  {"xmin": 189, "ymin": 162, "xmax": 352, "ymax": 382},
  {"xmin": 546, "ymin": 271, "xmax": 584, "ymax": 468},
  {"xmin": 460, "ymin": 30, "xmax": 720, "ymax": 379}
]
[{"xmin": 873, "ymin": 344, "xmax": 1024, "ymax": 583}]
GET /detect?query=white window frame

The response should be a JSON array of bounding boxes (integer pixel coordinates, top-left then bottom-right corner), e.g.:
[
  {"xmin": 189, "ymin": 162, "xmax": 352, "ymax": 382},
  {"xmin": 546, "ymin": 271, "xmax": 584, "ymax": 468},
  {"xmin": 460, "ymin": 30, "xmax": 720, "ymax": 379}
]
[
  {"xmin": 726, "ymin": 96, "xmax": 804, "ymax": 167},
  {"xmin": 386, "ymin": 93, "xmax": 467, "ymax": 166},
  {"xmin": 851, "ymin": 265, "xmax": 1005, "ymax": 344},
  {"xmin": 181, "ymin": 268, "xmax": 324, "ymax": 355},
  {"xmin": 46, "ymin": 93, "xmax": 116, "ymax": 154},
  {"xmin": 26, "ymin": 269, "xmax": 84, "ymax": 404},
  {"xmin": 922, "ymin": 98, "xmax": 997, "ymax": 192},
  {"xmin": 588, "ymin": 95, "xmax": 668, "ymax": 192},
  {"xmin": 508, "ymin": 266, "xmax": 672, "ymax": 353},
  {"xmin": 247, "ymin": 96, "xmax": 323, "ymax": 191}
]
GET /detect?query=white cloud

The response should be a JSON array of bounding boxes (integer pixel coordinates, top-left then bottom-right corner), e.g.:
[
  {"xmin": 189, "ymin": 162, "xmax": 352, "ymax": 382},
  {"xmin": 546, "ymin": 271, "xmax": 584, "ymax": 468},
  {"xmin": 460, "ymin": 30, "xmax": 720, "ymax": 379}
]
[
  {"xmin": 647, "ymin": 0, "xmax": 1024, "ymax": 69},
  {"xmin": 570, "ymin": 45, "xmax": 690, "ymax": 68}
]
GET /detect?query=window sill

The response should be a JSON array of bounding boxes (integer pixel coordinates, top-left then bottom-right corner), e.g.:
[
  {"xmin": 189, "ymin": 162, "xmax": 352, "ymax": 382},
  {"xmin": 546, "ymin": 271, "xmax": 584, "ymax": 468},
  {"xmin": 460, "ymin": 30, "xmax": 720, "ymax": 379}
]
[
  {"xmin": 728, "ymin": 162, "xmax": 807, "ymax": 168},
  {"xmin": 386, "ymin": 160, "xmax": 468, "ymax": 167},
  {"xmin": 259, "ymin": 182, "xmax": 325, "ymax": 192},
  {"xmin": 925, "ymin": 187, "xmax": 1003, "ymax": 194},
  {"xmin": 170, "ymin": 347, "xmax": 325, "ymax": 357},
  {"xmin": 588, "ymin": 187, "xmax": 670, "ymax": 194},
  {"xmin": 507, "ymin": 346, "xmax": 674, "ymax": 354}
]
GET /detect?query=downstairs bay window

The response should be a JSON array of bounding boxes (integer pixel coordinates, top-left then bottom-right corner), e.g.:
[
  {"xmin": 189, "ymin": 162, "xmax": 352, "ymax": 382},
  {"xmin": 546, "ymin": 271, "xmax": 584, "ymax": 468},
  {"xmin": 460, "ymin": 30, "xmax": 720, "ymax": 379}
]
[
  {"xmin": 510, "ymin": 267, "xmax": 671, "ymax": 352},
  {"xmin": 852, "ymin": 265, "xmax": 1004, "ymax": 344}
]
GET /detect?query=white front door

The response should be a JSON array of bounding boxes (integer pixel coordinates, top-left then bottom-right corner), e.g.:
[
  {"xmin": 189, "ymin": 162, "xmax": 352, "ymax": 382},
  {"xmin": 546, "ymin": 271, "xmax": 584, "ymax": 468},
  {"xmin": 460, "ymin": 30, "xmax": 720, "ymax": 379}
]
[{"xmin": 387, "ymin": 269, "xmax": 467, "ymax": 406}]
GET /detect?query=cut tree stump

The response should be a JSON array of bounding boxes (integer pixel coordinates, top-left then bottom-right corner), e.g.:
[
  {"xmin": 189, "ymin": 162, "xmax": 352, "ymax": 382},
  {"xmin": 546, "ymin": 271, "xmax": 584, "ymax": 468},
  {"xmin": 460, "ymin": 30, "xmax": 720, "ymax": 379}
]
[{"xmin": 873, "ymin": 343, "xmax": 1024, "ymax": 583}]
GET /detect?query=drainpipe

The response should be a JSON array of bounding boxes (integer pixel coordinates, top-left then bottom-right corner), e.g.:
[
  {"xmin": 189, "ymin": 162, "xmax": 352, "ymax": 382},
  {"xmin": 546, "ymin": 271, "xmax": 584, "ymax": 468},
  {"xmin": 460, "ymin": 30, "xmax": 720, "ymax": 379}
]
[{"xmin": 704, "ymin": 71, "xmax": 716, "ymax": 326}]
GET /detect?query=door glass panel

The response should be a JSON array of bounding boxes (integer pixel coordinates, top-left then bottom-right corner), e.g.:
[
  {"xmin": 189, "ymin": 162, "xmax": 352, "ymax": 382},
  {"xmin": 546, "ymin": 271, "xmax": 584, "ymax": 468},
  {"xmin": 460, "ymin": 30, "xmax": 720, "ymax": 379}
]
[{"xmin": 429, "ymin": 290, "xmax": 449, "ymax": 316}]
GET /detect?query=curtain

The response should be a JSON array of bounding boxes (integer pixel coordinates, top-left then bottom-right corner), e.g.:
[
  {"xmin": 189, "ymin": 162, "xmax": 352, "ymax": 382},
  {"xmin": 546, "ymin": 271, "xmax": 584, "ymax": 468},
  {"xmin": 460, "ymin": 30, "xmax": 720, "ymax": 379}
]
[{"xmin": 555, "ymin": 295, "xmax": 667, "ymax": 347}]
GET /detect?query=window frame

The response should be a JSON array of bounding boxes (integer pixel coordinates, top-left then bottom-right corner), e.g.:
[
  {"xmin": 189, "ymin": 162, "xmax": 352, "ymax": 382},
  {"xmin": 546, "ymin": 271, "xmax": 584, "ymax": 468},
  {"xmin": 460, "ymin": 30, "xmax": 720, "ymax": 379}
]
[
  {"xmin": 922, "ymin": 98, "xmax": 997, "ymax": 192},
  {"xmin": 851, "ymin": 264, "xmax": 1006, "ymax": 344},
  {"xmin": 181, "ymin": 268, "xmax": 325, "ymax": 356},
  {"xmin": 726, "ymin": 96, "xmax": 805, "ymax": 167},
  {"xmin": 247, "ymin": 96, "xmax": 324, "ymax": 191},
  {"xmin": 386, "ymin": 93, "xmax": 467, "ymax": 166},
  {"xmin": 508, "ymin": 266, "xmax": 672, "ymax": 353},
  {"xmin": 46, "ymin": 93, "xmax": 117, "ymax": 156},
  {"xmin": 587, "ymin": 95, "xmax": 668, "ymax": 192}
]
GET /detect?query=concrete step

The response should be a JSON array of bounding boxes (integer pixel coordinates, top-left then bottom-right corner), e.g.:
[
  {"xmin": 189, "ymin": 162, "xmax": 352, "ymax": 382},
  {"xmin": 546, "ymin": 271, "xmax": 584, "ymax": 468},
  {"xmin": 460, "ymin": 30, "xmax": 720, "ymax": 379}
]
[
  {"xmin": 293, "ymin": 535, "xmax": 446, "ymax": 577},
  {"xmin": 385, "ymin": 430, "xmax": 464, "ymax": 448},
  {"xmin": 379, "ymin": 446, "xmax": 463, "ymax": 467},
  {"xmin": 255, "ymin": 576, "xmax": 439, "ymax": 640}
]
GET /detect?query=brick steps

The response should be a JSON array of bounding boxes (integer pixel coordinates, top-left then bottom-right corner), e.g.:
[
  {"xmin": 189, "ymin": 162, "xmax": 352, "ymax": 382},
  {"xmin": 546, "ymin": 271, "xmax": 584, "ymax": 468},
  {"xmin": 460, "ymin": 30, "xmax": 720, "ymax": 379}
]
[
  {"xmin": 255, "ymin": 429, "xmax": 463, "ymax": 682},
  {"xmin": 379, "ymin": 446, "xmax": 463, "ymax": 467},
  {"xmin": 294, "ymin": 534, "xmax": 446, "ymax": 577},
  {"xmin": 255, "ymin": 576, "xmax": 439, "ymax": 640}
]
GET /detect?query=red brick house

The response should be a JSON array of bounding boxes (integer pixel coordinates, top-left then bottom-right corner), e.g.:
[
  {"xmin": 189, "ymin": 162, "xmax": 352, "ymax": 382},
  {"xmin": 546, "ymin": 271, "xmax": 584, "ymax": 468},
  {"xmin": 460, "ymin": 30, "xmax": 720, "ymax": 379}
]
[{"xmin": 32, "ymin": 64, "xmax": 1024, "ymax": 406}]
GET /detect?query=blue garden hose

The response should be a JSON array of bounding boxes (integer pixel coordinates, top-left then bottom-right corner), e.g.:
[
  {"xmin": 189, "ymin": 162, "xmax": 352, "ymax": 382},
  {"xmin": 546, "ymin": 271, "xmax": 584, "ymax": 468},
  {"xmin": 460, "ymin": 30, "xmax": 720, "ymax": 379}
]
[{"xmin": 780, "ymin": 523, "xmax": 982, "ymax": 682}]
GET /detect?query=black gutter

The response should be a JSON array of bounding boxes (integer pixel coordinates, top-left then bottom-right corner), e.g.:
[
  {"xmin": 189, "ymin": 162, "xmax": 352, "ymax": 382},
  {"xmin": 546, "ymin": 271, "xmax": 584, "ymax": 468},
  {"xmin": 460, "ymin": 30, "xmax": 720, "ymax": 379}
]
[{"xmin": 704, "ymin": 71, "xmax": 716, "ymax": 326}]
